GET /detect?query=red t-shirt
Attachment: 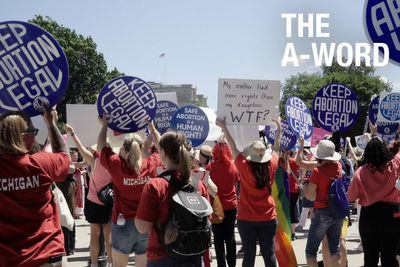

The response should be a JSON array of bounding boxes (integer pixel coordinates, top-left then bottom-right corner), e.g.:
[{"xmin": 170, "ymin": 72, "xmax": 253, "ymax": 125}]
[
  {"xmin": 136, "ymin": 173, "xmax": 209, "ymax": 261},
  {"xmin": 309, "ymin": 161, "xmax": 342, "ymax": 209},
  {"xmin": 234, "ymin": 153, "xmax": 278, "ymax": 221},
  {"xmin": 0, "ymin": 152, "xmax": 70, "ymax": 267},
  {"xmin": 288, "ymin": 158, "xmax": 300, "ymax": 193},
  {"xmin": 100, "ymin": 147, "xmax": 160, "ymax": 222},
  {"xmin": 210, "ymin": 160, "xmax": 239, "ymax": 210}
]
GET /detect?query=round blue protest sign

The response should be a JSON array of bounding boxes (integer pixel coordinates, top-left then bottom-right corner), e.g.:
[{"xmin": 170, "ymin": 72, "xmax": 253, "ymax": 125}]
[
  {"xmin": 265, "ymin": 120, "xmax": 297, "ymax": 150},
  {"xmin": 154, "ymin": 100, "xmax": 178, "ymax": 134},
  {"xmin": 312, "ymin": 83, "xmax": 359, "ymax": 133},
  {"xmin": 368, "ymin": 95, "xmax": 399, "ymax": 135},
  {"xmin": 379, "ymin": 92, "xmax": 400, "ymax": 122},
  {"xmin": 97, "ymin": 76, "xmax": 157, "ymax": 133},
  {"xmin": 0, "ymin": 21, "xmax": 69, "ymax": 116},
  {"xmin": 365, "ymin": 0, "xmax": 400, "ymax": 65},
  {"xmin": 285, "ymin": 97, "xmax": 313, "ymax": 140},
  {"xmin": 170, "ymin": 105, "xmax": 209, "ymax": 147},
  {"xmin": 368, "ymin": 95, "xmax": 380, "ymax": 124}
]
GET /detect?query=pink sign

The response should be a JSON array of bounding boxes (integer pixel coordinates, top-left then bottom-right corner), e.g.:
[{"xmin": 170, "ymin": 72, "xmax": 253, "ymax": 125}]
[{"xmin": 311, "ymin": 127, "xmax": 331, "ymax": 147}]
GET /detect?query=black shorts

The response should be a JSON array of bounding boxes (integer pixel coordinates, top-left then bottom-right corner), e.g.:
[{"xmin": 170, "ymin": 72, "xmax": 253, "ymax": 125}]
[
  {"xmin": 84, "ymin": 198, "xmax": 112, "ymax": 224},
  {"xmin": 290, "ymin": 192, "xmax": 300, "ymax": 224}
]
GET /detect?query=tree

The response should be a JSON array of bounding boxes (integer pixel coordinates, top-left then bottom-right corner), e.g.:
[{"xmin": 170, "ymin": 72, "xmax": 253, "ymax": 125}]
[
  {"xmin": 281, "ymin": 60, "xmax": 392, "ymax": 137},
  {"xmin": 29, "ymin": 15, "xmax": 124, "ymax": 122}
]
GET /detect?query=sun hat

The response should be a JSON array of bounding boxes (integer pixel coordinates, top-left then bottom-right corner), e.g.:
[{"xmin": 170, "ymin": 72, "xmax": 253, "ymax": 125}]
[
  {"xmin": 310, "ymin": 139, "xmax": 341, "ymax": 161},
  {"xmin": 195, "ymin": 145, "xmax": 213, "ymax": 164},
  {"xmin": 243, "ymin": 140, "xmax": 272, "ymax": 163}
]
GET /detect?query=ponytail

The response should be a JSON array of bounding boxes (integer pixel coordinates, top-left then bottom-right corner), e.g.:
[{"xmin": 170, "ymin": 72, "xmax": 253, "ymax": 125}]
[
  {"xmin": 159, "ymin": 131, "xmax": 192, "ymax": 183},
  {"xmin": 123, "ymin": 133, "xmax": 143, "ymax": 174},
  {"xmin": 179, "ymin": 143, "xmax": 191, "ymax": 182}
]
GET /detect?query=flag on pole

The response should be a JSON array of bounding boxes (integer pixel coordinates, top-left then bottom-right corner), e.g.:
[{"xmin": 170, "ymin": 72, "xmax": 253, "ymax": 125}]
[{"xmin": 159, "ymin": 53, "xmax": 165, "ymax": 58}]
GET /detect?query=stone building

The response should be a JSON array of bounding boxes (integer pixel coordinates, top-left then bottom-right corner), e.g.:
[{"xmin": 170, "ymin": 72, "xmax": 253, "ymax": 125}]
[{"xmin": 148, "ymin": 82, "xmax": 208, "ymax": 107}]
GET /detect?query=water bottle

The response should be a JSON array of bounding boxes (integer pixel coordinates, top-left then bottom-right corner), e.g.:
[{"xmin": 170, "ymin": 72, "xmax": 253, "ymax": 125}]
[
  {"xmin": 117, "ymin": 213, "xmax": 126, "ymax": 226},
  {"xmin": 395, "ymin": 178, "xmax": 400, "ymax": 191}
]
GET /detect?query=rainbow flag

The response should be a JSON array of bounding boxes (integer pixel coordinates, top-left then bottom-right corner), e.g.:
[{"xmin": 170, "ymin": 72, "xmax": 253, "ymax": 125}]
[{"xmin": 272, "ymin": 167, "xmax": 298, "ymax": 267}]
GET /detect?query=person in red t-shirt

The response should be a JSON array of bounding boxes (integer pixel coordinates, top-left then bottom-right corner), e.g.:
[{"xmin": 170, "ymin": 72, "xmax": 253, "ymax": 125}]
[
  {"xmin": 210, "ymin": 141, "xmax": 240, "ymax": 267},
  {"xmin": 0, "ymin": 107, "xmax": 70, "ymax": 267},
  {"xmin": 301, "ymin": 139, "xmax": 343, "ymax": 267},
  {"xmin": 216, "ymin": 116, "xmax": 282, "ymax": 267},
  {"xmin": 135, "ymin": 131, "xmax": 209, "ymax": 267},
  {"xmin": 97, "ymin": 117, "xmax": 161, "ymax": 267}
]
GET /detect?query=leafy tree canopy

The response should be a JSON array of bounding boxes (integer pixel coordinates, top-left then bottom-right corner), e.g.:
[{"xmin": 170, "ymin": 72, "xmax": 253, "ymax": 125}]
[
  {"xmin": 280, "ymin": 59, "xmax": 392, "ymax": 136},
  {"xmin": 29, "ymin": 15, "xmax": 124, "ymax": 122}
]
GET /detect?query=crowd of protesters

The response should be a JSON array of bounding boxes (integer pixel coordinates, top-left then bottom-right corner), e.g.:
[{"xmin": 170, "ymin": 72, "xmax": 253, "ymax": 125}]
[{"xmin": 1, "ymin": 107, "xmax": 399, "ymax": 267}]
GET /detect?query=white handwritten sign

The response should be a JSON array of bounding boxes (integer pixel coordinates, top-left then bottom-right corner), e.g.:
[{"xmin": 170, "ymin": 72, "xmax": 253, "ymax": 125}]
[{"xmin": 217, "ymin": 78, "xmax": 280, "ymax": 125}]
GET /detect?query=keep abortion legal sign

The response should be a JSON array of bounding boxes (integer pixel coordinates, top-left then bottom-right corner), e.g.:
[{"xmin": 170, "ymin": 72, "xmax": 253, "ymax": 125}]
[
  {"xmin": 368, "ymin": 95, "xmax": 399, "ymax": 135},
  {"xmin": 0, "ymin": 21, "xmax": 69, "ymax": 116},
  {"xmin": 377, "ymin": 92, "xmax": 400, "ymax": 123},
  {"xmin": 285, "ymin": 96, "xmax": 313, "ymax": 140},
  {"xmin": 217, "ymin": 78, "xmax": 280, "ymax": 125},
  {"xmin": 312, "ymin": 83, "xmax": 359, "ymax": 133},
  {"xmin": 97, "ymin": 76, "xmax": 157, "ymax": 133}
]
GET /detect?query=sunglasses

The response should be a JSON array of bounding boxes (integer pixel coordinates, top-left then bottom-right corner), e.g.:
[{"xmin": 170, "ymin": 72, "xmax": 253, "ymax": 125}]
[{"xmin": 23, "ymin": 128, "xmax": 39, "ymax": 136}]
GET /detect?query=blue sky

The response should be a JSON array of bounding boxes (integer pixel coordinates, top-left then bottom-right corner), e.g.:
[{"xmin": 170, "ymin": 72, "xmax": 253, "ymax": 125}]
[{"xmin": 3, "ymin": 0, "xmax": 399, "ymax": 109}]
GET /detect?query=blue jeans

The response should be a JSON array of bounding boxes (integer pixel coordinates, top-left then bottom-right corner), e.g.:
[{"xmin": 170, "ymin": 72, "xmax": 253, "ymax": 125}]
[
  {"xmin": 147, "ymin": 257, "xmax": 201, "ymax": 267},
  {"xmin": 112, "ymin": 219, "xmax": 148, "ymax": 255},
  {"xmin": 237, "ymin": 219, "xmax": 277, "ymax": 267},
  {"xmin": 305, "ymin": 208, "xmax": 343, "ymax": 259}
]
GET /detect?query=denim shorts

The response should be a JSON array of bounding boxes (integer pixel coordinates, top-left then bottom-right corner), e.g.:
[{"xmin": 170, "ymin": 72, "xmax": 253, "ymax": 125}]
[
  {"xmin": 305, "ymin": 208, "xmax": 343, "ymax": 258},
  {"xmin": 112, "ymin": 219, "xmax": 148, "ymax": 255}
]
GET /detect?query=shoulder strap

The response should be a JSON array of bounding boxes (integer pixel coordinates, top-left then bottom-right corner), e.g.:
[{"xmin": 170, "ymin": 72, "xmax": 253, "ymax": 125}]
[{"xmin": 159, "ymin": 170, "xmax": 193, "ymax": 193}]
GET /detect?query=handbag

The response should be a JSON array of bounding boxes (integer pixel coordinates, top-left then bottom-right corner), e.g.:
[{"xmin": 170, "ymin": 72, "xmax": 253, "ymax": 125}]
[
  {"xmin": 210, "ymin": 194, "xmax": 225, "ymax": 224},
  {"xmin": 97, "ymin": 183, "xmax": 114, "ymax": 206},
  {"xmin": 52, "ymin": 184, "xmax": 75, "ymax": 231}
]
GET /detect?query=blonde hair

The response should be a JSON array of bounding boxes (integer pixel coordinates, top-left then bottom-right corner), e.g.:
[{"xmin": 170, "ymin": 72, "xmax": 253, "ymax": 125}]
[
  {"xmin": 122, "ymin": 133, "xmax": 144, "ymax": 173},
  {"xmin": 0, "ymin": 113, "xmax": 29, "ymax": 154}
]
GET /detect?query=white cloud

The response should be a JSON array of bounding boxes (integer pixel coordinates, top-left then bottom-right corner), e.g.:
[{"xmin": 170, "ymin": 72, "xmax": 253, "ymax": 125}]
[{"xmin": 379, "ymin": 76, "xmax": 400, "ymax": 92}]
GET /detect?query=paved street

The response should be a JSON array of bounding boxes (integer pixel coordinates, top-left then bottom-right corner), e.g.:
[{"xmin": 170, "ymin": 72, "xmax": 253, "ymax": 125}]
[{"xmin": 67, "ymin": 215, "xmax": 365, "ymax": 267}]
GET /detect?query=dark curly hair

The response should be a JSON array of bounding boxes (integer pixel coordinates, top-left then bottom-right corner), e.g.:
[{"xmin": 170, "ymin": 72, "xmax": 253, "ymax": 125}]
[
  {"xmin": 361, "ymin": 137, "xmax": 394, "ymax": 172},
  {"xmin": 249, "ymin": 161, "xmax": 271, "ymax": 191}
]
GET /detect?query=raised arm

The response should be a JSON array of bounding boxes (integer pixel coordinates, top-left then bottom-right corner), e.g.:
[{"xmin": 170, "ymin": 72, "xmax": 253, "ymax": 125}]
[
  {"xmin": 43, "ymin": 105, "xmax": 68, "ymax": 155},
  {"xmin": 65, "ymin": 124, "xmax": 94, "ymax": 168},
  {"xmin": 147, "ymin": 120, "xmax": 161, "ymax": 151},
  {"xmin": 97, "ymin": 116, "xmax": 108, "ymax": 152},
  {"xmin": 271, "ymin": 116, "xmax": 282, "ymax": 156},
  {"xmin": 295, "ymin": 137, "xmax": 318, "ymax": 170},
  {"xmin": 345, "ymin": 137, "xmax": 361, "ymax": 163},
  {"xmin": 215, "ymin": 117, "xmax": 240, "ymax": 159}
]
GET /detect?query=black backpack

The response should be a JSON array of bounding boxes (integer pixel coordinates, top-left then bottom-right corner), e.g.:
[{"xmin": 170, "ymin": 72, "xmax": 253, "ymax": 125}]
[{"xmin": 158, "ymin": 171, "xmax": 213, "ymax": 258}]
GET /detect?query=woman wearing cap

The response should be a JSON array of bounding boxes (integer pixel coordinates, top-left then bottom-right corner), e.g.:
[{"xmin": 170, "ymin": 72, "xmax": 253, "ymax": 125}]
[
  {"xmin": 301, "ymin": 139, "xmax": 343, "ymax": 267},
  {"xmin": 348, "ymin": 129, "xmax": 400, "ymax": 267},
  {"xmin": 216, "ymin": 117, "xmax": 282, "ymax": 267},
  {"xmin": 97, "ymin": 118, "xmax": 161, "ymax": 267},
  {"xmin": 0, "ymin": 107, "xmax": 70, "ymax": 267},
  {"xmin": 65, "ymin": 124, "xmax": 113, "ymax": 267}
]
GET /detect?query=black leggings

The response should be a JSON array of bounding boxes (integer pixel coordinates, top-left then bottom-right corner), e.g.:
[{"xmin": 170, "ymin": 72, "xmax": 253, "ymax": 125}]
[
  {"xmin": 212, "ymin": 208, "xmax": 237, "ymax": 267},
  {"xmin": 359, "ymin": 202, "xmax": 400, "ymax": 267}
]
